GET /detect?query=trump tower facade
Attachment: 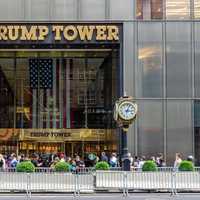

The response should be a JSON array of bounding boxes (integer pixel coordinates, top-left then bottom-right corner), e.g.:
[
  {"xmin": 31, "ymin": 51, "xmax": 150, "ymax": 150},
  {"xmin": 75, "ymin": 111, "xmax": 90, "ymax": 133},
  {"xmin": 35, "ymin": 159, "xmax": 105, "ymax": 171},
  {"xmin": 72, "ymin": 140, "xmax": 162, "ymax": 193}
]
[{"xmin": 0, "ymin": 0, "xmax": 200, "ymax": 165}]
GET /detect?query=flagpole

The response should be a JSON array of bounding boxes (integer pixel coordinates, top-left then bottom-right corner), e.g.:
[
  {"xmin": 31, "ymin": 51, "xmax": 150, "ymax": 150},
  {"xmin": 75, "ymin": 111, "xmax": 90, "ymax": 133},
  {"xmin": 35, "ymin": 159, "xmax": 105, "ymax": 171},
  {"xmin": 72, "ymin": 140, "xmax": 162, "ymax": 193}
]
[
  {"xmin": 21, "ymin": 79, "xmax": 24, "ymax": 128},
  {"xmin": 85, "ymin": 58, "xmax": 88, "ymax": 129}
]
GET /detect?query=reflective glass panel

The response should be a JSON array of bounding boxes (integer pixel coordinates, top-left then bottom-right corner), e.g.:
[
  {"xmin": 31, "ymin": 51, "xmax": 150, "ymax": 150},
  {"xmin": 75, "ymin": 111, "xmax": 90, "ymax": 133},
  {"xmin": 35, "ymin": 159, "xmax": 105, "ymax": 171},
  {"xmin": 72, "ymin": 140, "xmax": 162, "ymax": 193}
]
[
  {"xmin": 136, "ymin": 0, "xmax": 163, "ymax": 19},
  {"xmin": 138, "ymin": 100, "xmax": 164, "ymax": 157},
  {"xmin": 166, "ymin": 0, "xmax": 190, "ymax": 19},
  {"xmin": 137, "ymin": 22, "xmax": 163, "ymax": 97},
  {"xmin": 194, "ymin": 0, "xmax": 200, "ymax": 19},
  {"xmin": 166, "ymin": 22, "xmax": 191, "ymax": 97},
  {"xmin": 166, "ymin": 100, "xmax": 192, "ymax": 164},
  {"xmin": 81, "ymin": 0, "xmax": 105, "ymax": 20},
  {"xmin": 195, "ymin": 22, "xmax": 200, "ymax": 97}
]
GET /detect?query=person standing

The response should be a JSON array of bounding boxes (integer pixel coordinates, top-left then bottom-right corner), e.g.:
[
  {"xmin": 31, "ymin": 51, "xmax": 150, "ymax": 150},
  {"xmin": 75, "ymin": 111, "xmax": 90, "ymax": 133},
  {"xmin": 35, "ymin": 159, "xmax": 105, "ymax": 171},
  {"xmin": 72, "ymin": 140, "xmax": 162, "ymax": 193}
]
[
  {"xmin": 10, "ymin": 154, "xmax": 18, "ymax": 168},
  {"xmin": 174, "ymin": 153, "xmax": 182, "ymax": 170},
  {"xmin": 109, "ymin": 153, "xmax": 118, "ymax": 167},
  {"xmin": 0, "ymin": 154, "xmax": 6, "ymax": 170},
  {"xmin": 101, "ymin": 152, "xmax": 108, "ymax": 162}
]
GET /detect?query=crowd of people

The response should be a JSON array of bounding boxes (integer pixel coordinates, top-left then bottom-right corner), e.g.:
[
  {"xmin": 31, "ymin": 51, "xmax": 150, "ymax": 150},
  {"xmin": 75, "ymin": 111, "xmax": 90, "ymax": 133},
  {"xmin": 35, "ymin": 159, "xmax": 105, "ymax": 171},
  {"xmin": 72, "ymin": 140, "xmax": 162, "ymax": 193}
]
[{"xmin": 0, "ymin": 151, "xmax": 195, "ymax": 170}]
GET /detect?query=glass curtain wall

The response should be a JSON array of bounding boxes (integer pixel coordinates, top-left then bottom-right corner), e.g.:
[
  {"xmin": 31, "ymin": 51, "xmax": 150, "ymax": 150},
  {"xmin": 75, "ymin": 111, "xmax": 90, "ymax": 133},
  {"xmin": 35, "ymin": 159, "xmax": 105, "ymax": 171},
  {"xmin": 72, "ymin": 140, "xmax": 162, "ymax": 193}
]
[
  {"xmin": 135, "ymin": 0, "xmax": 199, "ymax": 164},
  {"xmin": 136, "ymin": 0, "xmax": 192, "ymax": 19},
  {"xmin": 135, "ymin": 21, "xmax": 194, "ymax": 163},
  {"xmin": 137, "ymin": 22, "xmax": 163, "ymax": 97}
]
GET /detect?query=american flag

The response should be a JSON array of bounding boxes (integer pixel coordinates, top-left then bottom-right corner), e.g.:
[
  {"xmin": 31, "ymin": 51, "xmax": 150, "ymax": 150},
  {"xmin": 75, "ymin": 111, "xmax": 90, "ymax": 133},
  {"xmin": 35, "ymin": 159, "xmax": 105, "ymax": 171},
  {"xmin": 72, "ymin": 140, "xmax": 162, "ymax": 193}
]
[
  {"xmin": 29, "ymin": 59, "xmax": 53, "ymax": 89},
  {"xmin": 29, "ymin": 58, "xmax": 71, "ymax": 129}
]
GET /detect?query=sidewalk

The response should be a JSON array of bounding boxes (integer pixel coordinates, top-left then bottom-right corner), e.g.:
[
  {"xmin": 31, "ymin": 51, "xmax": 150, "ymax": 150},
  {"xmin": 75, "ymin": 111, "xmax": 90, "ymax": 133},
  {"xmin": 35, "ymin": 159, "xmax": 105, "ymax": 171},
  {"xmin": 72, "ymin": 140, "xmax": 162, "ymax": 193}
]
[{"xmin": 0, "ymin": 193, "xmax": 200, "ymax": 200}]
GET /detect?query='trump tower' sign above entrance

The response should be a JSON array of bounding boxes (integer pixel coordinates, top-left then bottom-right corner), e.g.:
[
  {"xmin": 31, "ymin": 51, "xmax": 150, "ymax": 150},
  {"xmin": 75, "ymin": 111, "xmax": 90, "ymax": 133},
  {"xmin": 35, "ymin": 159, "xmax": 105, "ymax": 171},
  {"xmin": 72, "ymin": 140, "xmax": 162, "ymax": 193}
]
[{"xmin": 0, "ymin": 24, "xmax": 119, "ymax": 42}]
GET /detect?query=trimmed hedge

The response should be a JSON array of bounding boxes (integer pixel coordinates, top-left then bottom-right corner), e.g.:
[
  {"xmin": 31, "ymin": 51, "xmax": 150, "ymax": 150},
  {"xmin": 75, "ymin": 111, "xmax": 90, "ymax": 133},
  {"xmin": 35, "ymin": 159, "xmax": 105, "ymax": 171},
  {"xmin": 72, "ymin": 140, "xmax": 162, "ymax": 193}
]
[
  {"xmin": 16, "ymin": 161, "xmax": 35, "ymax": 172},
  {"xmin": 95, "ymin": 161, "xmax": 110, "ymax": 170},
  {"xmin": 142, "ymin": 160, "xmax": 157, "ymax": 172},
  {"xmin": 178, "ymin": 160, "xmax": 194, "ymax": 171},
  {"xmin": 54, "ymin": 162, "xmax": 70, "ymax": 172}
]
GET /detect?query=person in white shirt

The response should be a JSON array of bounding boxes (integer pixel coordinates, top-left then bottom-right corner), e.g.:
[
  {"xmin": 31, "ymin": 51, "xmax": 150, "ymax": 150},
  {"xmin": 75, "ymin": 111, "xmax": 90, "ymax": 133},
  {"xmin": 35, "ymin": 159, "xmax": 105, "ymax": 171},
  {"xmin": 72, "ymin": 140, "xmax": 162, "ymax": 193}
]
[{"xmin": 174, "ymin": 153, "xmax": 182, "ymax": 170}]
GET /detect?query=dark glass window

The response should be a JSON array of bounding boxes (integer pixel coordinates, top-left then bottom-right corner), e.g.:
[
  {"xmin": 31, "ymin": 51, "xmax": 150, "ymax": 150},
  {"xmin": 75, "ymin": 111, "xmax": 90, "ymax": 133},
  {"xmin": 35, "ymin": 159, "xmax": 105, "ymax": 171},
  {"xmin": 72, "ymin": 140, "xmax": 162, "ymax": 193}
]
[
  {"xmin": 0, "ymin": 59, "xmax": 14, "ymax": 128},
  {"xmin": 0, "ymin": 51, "xmax": 118, "ymax": 130}
]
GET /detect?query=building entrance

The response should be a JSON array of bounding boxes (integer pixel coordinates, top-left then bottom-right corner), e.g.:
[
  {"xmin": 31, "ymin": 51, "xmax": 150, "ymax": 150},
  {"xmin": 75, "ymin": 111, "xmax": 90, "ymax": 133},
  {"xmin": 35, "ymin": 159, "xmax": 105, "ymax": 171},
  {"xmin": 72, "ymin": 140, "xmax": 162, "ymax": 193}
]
[{"xmin": 0, "ymin": 50, "xmax": 118, "ymax": 157}]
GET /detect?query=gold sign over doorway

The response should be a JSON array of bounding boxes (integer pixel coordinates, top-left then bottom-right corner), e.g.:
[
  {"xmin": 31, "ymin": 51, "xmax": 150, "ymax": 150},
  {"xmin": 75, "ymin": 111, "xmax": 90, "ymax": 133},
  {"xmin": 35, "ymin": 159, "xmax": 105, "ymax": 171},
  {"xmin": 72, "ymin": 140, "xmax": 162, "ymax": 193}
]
[
  {"xmin": 18, "ymin": 128, "xmax": 114, "ymax": 142},
  {"xmin": 0, "ymin": 25, "xmax": 119, "ymax": 41}
]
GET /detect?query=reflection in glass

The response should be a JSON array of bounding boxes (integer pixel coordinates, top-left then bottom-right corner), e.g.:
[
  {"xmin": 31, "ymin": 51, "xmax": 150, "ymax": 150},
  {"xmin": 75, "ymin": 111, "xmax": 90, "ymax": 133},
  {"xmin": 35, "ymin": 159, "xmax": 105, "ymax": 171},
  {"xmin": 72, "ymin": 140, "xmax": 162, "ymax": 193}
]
[
  {"xmin": 167, "ymin": 100, "xmax": 192, "ymax": 164},
  {"xmin": 138, "ymin": 100, "xmax": 163, "ymax": 156},
  {"xmin": 166, "ymin": 0, "xmax": 190, "ymax": 19},
  {"xmin": 194, "ymin": 0, "xmax": 200, "ymax": 19},
  {"xmin": 136, "ymin": 0, "xmax": 163, "ymax": 19},
  {"xmin": 166, "ymin": 22, "xmax": 191, "ymax": 97},
  {"xmin": 137, "ymin": 22, "xmax": 163, "ymax": 97},
  {"xmin": 195, "ymin": 22, "xmax": 200, "ymax": 97},
  {"xmin": 14, "ymin": 51, "xmax": 117, "ymax": 129}
]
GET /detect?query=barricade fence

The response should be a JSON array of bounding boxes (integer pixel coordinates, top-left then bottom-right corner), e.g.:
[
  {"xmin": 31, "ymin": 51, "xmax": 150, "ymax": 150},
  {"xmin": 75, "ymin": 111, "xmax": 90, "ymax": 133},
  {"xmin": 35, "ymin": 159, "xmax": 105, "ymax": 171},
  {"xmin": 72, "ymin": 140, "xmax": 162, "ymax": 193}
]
[{"xmin": 0, "ymin": 168, "xmax": 200, "ymax": 197}]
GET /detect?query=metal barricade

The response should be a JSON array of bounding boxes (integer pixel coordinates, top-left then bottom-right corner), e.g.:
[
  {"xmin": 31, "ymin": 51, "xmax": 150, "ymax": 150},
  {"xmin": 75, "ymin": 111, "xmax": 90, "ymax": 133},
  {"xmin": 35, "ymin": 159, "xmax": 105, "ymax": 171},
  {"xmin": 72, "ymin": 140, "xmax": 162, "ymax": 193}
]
[
  {"xmin": 174, "ymin": 171, "xmax": 200, "ymax": 192},
  {"xmin": 0, "ymin": 167, "xmax": 199, "ymax": 196},
  {"xmin": 126, "ymin": 171, "xmax": 173, "ymax": 193},
  {"xmin": 95, "ymin": 171, "xmax": 126, "ymax": 194},
  {"xmin": 29, "ymin": 173, "xmax": 76, "ymax": 193},
  {"xmin": 75, "ymin": 172, "xmax": 94, "ymax": 195},
  {"xmin": 0, "ymin": 172, "xmax": 28, "ymax": 193}
]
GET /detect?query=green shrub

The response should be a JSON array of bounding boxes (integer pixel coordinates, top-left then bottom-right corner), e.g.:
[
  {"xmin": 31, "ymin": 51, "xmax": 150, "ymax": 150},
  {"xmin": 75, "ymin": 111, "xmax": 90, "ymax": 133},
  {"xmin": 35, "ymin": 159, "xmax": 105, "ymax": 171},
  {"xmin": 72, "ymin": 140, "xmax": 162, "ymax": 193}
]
[
  {"xmin": 178, "ymin": 160, "xmax": 194, "ymax": 171},
  {"xmin": 95, "ymin": 161, "xmax": 110, "ymax": 170},
  {"xmin": 142, "ymin": 160, "xmax": 157, "ymax": 172},
  {"xmin": 54, "ymin": 162, "xmax": 70, "ymax": 172},
  {"xmin": 16, "ymin": 161, "xmax": 35, "ymax": 173}
]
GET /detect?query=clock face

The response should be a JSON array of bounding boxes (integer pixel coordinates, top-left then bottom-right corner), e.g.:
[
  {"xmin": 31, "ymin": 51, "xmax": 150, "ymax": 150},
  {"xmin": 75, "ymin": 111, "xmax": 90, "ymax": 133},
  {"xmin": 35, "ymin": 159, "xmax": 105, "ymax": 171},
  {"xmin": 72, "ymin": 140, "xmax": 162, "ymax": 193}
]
[{"xmin": 118, "ymin": 101, "xmax": 137, "ymax": 121}]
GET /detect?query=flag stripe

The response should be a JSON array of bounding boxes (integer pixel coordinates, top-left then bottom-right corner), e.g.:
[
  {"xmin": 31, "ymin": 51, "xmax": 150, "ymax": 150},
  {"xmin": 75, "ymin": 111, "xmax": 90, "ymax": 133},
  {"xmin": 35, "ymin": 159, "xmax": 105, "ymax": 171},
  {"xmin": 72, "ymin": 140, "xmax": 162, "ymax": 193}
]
[
  {"xmin": 20, "ymin": 79, "xmax": 24, "ymax": 128},
  {"xmin": 29, "ymin": 58, "xmax": 53, "ymax": 129},
  {"xmin": 43, "ymin": 89, "xmax": 47, "ymax": 128},
  {"xmin": 50, "ymin": 89, "xmax": 53, "ymax": 128},
  {"xmin": 63, "ymin": 59, "xmax": 67, "ymax": 128},
  {"xmin": 53, "ymin": 59, "xmax": 57, "ymax": 128},
  {"xmin": 56, "ymin": 59, "xmax": 60, "ymax": 128},
  {"xmin": 39, "ymin": 89, "xmax": 44, "ymax": 128},
  {"xmin": 46, "ymin": 89, "xmax": 50, "ymax": 128},
  {"xmin": 66, "ymin": 59, "xmax": 71, "ymax": 128},
  {"xmin": 59, "ymin": 59, "xmax": 63, "ymax": 128},
  {"xmin": 32, "ymin": 89, "xmax": 37, "ymax": 128}
]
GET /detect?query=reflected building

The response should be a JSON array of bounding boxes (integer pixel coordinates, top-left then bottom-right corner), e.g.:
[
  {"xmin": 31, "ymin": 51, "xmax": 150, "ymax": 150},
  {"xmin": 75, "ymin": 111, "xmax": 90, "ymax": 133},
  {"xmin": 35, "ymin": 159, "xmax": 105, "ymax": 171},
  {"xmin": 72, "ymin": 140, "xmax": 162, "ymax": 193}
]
[{"xmin": 0, "ymin": 0, "xmax": 200, "ymax": 165}]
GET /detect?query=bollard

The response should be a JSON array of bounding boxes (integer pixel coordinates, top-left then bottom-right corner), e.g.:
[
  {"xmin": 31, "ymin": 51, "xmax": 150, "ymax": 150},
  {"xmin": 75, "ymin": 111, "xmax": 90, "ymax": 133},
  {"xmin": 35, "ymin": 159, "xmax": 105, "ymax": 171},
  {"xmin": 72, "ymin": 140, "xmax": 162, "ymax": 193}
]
[
  {"xmin": 171, "ymin": 170, "xmax": 177, "ymax": 196},
  {"xmin": 26, "ymin": 173, "xmax": 31, "ymax": 200},
  {"xmin": 123, "ymin": 171, "xmax": 128, "ymax": 197},
  {"xmin": 74, "ymin": 173, "xmax": 80, "ymax": 197}
]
